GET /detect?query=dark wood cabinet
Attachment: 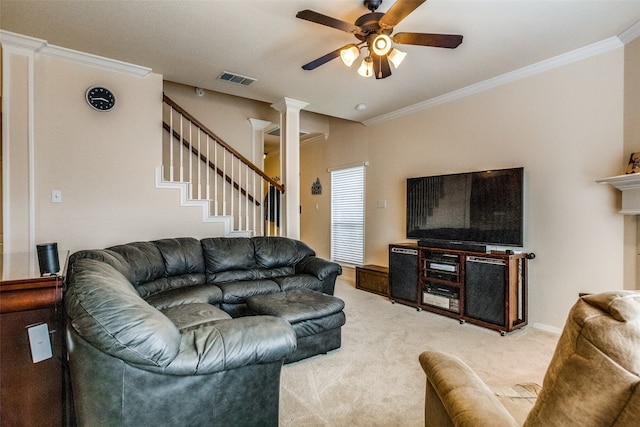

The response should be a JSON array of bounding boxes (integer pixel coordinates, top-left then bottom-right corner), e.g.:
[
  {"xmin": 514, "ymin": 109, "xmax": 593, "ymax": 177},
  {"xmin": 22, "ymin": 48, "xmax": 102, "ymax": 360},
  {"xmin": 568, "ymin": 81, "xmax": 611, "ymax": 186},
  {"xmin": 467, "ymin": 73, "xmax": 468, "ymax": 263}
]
[
  {"xmin": 0, "ymin": 252, "xmax": 69, "ymax": 427},
  {"xmin": 389, "ymin": 243, "xmax": 528, "ymax": 335},
  {"xmin": 355, "ymin": 265, "xmax": 389, "ymax": 296}
]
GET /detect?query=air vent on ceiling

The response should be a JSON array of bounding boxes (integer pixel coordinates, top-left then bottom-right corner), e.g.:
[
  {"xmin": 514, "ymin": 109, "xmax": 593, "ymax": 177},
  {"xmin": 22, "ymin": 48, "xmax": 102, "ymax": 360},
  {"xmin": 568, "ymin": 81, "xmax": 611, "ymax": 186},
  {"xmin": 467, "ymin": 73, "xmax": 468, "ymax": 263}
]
[{"xmin": 217, "ymin": 71, "xmax": 257, "ymax": 86}]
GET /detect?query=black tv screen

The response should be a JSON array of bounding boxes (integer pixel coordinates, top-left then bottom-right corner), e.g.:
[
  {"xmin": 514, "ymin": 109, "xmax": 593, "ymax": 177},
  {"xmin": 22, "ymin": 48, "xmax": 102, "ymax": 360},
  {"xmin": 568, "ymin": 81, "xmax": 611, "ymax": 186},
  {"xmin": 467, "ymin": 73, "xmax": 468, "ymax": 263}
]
[{"xmin": 406, "ymin": 167, "xmax": 524, "ymax": 247}]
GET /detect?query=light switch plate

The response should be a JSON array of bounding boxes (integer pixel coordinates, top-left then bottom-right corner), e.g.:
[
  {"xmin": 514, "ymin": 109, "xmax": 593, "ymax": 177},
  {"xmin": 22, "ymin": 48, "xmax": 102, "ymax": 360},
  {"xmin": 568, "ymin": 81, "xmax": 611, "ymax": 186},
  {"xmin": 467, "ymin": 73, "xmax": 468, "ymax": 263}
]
[
  {"xmin": 27, "ymin": 323, "xmax": 53, "ymax": 363},
  {"xmin": 51, "ymin": 190, "xmax": 62, "ymax": 203}
]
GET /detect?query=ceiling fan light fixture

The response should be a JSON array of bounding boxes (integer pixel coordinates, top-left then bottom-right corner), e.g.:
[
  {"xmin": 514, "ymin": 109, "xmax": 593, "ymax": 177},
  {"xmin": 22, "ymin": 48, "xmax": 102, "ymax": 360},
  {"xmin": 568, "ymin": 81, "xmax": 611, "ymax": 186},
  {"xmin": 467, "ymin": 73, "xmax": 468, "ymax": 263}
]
[
  {"xmin": 371, "ymin": 34, "xmax": 392, "ymax": 56},
  {"xmin": 358, "ymin": 56, "xmax": 374, "ymax": 78},
  {"xmin": 340, "ymin": 45, "xmax": 360, "ymax": 67},
  {"xmin": 387, "ymin": 48, "xmax": 407, "ymax": 69}
]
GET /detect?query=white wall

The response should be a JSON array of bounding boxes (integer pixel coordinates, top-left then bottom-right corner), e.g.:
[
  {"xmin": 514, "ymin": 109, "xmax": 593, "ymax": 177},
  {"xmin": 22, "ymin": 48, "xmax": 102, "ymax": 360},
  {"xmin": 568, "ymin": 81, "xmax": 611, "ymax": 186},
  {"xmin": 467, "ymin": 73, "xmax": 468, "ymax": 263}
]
[{"xmin": 301, "ymin": 48, "xmax": 628, "ymax": 330}]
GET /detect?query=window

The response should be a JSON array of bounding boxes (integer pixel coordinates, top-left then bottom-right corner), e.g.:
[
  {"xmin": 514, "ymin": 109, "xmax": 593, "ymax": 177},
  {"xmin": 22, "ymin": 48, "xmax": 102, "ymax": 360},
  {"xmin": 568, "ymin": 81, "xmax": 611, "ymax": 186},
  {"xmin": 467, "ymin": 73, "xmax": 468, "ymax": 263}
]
[{"xmin": 330, "ymin": 165, "xmax": 365, "ymax": 265}]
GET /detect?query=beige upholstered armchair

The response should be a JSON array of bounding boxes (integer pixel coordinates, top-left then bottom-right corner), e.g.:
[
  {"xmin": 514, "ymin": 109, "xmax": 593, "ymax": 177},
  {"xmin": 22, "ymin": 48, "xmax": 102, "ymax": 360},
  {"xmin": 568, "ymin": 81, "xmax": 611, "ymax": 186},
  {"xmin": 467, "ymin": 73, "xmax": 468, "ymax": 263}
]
[{"xmin": 419, "ymin": 291, "xmax": 640, "ymax": 426}]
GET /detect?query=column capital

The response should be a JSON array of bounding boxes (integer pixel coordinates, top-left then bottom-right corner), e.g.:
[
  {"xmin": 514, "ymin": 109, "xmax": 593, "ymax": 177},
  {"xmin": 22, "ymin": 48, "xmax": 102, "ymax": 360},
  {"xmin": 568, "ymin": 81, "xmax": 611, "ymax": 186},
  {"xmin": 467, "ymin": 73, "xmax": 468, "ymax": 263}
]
[
  {"xmin": 248, "ymin": 118, "xmax": 271, "ymax": 131},
  {"xmin": 271, "ymin": 97, "xmax": 308, "ymax": 113}
]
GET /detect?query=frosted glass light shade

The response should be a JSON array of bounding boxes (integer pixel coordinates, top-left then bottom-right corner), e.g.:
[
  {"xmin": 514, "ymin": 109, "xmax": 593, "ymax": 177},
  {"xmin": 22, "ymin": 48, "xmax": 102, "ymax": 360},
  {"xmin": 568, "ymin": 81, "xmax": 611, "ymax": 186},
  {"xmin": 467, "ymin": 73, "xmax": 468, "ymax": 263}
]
[
  {"xmin": 340, "ymin": 45, "xmax": 360, "ymax": 67},
  {"xmin": 388, "ymin": 48, "xmax": 407, "ymax": 68},
  {"xmin": 358, "ymin": 57, "xmax": 374, "ymax": 77}
]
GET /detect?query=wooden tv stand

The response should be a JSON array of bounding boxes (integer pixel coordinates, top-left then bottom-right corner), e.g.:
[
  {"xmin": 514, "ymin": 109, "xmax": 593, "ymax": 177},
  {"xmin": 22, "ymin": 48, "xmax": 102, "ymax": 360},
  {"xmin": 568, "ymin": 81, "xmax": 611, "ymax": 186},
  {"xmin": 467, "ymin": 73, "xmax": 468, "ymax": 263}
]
[{"xmin": 389, "ymin": 243, "xmax": 528, "ymax": 335}]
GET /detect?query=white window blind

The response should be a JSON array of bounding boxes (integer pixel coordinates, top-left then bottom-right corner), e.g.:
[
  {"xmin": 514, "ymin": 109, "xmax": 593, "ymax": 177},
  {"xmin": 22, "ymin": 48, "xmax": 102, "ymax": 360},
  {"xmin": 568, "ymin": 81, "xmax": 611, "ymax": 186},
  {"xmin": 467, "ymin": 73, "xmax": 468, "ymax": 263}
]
[{"xmin": 331, "ymin": 165, "xmax": 365, "ymax": 265}]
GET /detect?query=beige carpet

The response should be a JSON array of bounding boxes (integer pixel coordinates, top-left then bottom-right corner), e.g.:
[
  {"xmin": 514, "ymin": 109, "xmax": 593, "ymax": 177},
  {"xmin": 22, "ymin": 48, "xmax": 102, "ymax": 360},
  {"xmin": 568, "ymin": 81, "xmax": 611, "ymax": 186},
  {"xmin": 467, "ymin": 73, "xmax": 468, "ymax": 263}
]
[{"xmin": 279, "ymin": 278, "xmax": 559, "ymax": 426}]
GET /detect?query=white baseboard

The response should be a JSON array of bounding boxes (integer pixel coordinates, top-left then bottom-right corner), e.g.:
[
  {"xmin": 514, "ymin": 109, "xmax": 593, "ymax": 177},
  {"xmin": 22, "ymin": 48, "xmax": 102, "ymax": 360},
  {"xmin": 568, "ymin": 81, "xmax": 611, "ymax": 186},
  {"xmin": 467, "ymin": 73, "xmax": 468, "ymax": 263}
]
[{"xmin": 531, "ymin": 323, "xmax": 562, "ymax": 335}]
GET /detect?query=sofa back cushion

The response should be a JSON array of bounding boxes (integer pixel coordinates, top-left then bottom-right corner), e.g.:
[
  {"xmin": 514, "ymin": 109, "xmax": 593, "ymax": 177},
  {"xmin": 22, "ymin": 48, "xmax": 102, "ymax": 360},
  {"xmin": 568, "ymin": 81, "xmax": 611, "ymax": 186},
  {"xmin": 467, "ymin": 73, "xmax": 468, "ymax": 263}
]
[
  {"xmin": 202, "ymin": 238, "xmax": 257, "ymax": 282},
  {"xmin": 201, "ymin": 237, "xmax": 316, "ymax": 283},
  {"xmin": 108, "ymin": 241, "xmax": 166, "ymax": 287},
  {"xmin": 65, "ymin": 258, "xmax": 181, "ymax": 367},
  {"xmin": 153, "ymin": 237, "xmax": 205, "ymax": 276},
  {"xmin": 253, "ymin": 236, "xmax": 315, "ymax": 268}
]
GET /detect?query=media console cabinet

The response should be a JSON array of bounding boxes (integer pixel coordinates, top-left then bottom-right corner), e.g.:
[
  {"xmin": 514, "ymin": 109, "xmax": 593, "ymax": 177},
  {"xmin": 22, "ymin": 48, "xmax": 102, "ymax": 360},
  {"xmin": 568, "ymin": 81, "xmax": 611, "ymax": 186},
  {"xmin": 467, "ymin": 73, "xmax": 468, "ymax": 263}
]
[{"xmin": 389, "ymin": 243, "xmax": 528, "ymax": 335}]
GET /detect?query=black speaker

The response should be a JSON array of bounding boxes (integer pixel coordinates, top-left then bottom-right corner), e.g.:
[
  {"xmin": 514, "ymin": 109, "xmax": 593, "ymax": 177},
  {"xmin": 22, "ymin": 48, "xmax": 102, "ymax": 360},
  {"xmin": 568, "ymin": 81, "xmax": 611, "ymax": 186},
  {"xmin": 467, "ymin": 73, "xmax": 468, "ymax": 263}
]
[
  {"xmin": 464, "ymin": 256, "xmax": 505, "ymax": 326},
  {"xmin": 36, "ymin": 242, "xmax": 60, "ymax": 276},
  {"xmin": 389, "ymin": 246, "xmax": 419, "ymax": 303}
]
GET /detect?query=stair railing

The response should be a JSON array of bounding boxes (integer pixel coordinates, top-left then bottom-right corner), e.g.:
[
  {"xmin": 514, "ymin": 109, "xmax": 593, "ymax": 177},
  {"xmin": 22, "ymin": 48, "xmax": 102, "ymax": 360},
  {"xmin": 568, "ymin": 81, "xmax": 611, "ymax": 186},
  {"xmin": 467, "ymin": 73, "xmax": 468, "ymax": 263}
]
[{"xmin": 162, "ymin": 94, "xmax": 284, "ymax": 236}]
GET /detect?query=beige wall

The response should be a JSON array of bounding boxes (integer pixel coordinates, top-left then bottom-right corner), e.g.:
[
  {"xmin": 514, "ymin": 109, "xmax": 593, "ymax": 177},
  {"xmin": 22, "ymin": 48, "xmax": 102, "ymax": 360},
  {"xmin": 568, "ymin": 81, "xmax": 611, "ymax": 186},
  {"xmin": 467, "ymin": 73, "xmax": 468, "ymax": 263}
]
[
  {"xmin": 624, "ymin": 37, "xmax": 640, "ymax": 289},
  {"xmin": 3, "ymin": 44, "xmax": 230, "ymax": 254},
  {"xmin": 3, "ymin": 33, "xmax": 635, "ymax": 329},
  {"xmin": 301, "ymin": 48, "xmax": 628, "ymax": 330},
  {"xmin": 160, "ymin": 48, "xmax": 632, "ymax": 330}
]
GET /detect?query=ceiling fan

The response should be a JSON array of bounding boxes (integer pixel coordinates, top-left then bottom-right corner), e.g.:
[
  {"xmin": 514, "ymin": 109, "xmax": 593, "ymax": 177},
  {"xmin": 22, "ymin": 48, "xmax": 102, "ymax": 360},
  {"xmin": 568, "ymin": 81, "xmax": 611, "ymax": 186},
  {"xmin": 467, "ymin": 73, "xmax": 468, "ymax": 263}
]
[{"xmin": 296, "ymin": 0, "xmax": 463, "ymax": 79}]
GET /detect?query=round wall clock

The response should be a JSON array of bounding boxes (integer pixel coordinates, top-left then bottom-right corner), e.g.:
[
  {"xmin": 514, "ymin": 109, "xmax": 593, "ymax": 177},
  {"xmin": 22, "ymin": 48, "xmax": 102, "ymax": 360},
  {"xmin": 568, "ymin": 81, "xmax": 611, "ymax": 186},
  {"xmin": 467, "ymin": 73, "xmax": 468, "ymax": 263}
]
[{"xmin": 85, "ymin": 86, "xmax": 116, "ymax": 111}]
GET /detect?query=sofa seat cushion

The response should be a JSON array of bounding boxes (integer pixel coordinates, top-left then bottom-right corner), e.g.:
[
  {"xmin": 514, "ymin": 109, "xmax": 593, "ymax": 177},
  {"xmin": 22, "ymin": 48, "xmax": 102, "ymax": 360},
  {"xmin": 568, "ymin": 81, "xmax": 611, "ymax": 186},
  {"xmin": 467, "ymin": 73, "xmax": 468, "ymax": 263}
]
[
  {"xmin": 216, "ymin": 279, "xmax": 281, "ymax": 304},
  {"xmin": 273, "ymin": 274, "xmax": 323, "ymax": 293},
  {"xmin": 246, "ymin": 289, "xmax": 345, "ymax": 324},
  {"xmin": 145, "ymin": 283, "xmax": 223, "ymax": 310},
  {"xmin": 161, "ymin": 303, "xmax": 231, "ymax": 331}
]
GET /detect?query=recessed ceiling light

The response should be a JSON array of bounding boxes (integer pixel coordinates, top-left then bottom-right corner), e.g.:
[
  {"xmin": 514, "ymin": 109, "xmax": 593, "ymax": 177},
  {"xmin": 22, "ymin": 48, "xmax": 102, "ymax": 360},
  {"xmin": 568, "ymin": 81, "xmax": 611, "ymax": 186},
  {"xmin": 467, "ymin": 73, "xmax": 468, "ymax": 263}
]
[{"xmin": 355, "ymin": 103, "xmax": 367, "ymax": 111}]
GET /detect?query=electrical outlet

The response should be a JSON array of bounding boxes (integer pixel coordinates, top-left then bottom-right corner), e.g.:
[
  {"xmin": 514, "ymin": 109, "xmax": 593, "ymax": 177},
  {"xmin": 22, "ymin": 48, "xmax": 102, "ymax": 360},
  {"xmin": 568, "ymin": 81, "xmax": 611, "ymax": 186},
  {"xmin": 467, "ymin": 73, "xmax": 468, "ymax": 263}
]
[{"xmin": 52, "ymin": 190, "xmax": 62, "ymax": 203}]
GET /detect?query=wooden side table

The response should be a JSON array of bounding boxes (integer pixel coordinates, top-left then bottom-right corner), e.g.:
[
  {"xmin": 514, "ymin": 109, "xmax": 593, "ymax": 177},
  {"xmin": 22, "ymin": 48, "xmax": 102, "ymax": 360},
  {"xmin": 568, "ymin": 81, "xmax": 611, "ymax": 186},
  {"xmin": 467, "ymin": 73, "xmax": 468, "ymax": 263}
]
[
  {"xmin": 0, "ymin": 251, "xmax": 69, "ymax": 427},
  {"xmin": 355, "ymin": 265, "xmax": 389, "ymax": 297}
]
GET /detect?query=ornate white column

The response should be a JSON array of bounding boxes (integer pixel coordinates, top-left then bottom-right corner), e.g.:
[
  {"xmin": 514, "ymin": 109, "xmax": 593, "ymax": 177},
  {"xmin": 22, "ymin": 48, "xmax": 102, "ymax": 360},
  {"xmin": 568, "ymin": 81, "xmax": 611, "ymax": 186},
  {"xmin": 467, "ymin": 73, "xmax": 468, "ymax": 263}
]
[{"xmin": 271, "ymin": 98, "xmax": 308, "ymax": 239}]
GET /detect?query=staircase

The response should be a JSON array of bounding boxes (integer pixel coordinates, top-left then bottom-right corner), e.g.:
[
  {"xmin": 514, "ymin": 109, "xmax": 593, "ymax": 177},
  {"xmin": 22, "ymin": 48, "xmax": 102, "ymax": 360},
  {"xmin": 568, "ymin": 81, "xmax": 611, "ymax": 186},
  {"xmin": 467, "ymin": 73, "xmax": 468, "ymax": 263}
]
[{"xmin": 159, "ymin": 94, "xmax": 283, "ymax": 237}]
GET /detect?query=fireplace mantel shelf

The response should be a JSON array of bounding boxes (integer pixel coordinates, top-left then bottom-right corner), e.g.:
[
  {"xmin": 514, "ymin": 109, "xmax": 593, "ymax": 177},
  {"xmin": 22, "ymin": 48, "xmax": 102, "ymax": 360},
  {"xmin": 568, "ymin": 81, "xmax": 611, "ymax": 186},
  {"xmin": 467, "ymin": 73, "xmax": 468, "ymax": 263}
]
[{"xmin": 597, "ymin": 173, "xmax": 640, "ymax": 214}]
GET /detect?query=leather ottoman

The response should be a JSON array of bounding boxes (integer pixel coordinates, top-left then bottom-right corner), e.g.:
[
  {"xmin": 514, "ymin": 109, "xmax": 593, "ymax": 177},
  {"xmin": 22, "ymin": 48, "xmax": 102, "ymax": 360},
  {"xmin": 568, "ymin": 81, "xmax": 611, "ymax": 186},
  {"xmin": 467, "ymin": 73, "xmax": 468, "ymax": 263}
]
[{"xmin": 246, "ymin": 288, "xmax": 346, "ymax": 363}]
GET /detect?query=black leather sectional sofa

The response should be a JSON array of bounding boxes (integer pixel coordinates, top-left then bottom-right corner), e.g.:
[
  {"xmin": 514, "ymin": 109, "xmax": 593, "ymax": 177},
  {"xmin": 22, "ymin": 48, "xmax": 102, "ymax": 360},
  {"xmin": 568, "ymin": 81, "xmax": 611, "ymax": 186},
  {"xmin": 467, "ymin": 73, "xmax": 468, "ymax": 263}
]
[{"xmin": 64, "ymin": 236, "xmax": 343, "ymax": 426}]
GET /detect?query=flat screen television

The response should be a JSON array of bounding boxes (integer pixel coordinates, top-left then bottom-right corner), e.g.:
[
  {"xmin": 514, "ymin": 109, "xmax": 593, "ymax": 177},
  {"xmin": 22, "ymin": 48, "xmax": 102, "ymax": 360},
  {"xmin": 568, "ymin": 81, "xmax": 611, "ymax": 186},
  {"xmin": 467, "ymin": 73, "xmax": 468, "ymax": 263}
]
[{"xmin": 406, "ymin": 167, "xmax": 524, "ymax": 248}]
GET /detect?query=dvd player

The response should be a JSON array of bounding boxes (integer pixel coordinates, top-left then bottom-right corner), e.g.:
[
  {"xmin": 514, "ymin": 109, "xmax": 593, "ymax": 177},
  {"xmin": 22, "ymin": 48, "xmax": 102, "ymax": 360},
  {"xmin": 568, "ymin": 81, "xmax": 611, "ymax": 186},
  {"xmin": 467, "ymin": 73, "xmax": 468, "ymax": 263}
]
[{"xmin": 428, "ymin": 262, "xmax": 457, "ymax": 272}]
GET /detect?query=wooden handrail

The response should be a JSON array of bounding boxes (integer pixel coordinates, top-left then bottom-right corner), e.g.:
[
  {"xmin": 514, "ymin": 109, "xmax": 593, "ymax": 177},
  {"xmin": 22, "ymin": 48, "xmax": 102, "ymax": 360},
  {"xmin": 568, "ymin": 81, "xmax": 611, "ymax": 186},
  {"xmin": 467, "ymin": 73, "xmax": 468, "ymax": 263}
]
[
  {"xmin": 163, "ymin": 94, "xmax": 284, "ymax": 193},
  {"xmin": 163, "ymin": 122, "xmax": 260, "ymax": 205}
]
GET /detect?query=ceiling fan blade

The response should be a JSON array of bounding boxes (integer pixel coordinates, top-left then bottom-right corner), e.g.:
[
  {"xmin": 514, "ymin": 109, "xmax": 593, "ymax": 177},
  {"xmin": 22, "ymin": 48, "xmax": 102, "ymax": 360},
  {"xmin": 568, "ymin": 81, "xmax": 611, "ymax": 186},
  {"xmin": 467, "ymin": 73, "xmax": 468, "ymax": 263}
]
[
  {"xmin": 378, "ymin": 0, "xmax": 426, "ymax": 30},
  {"xmin": 302, "ymin": 46, "xmax": 350, "ymax": 71},
  {"xmin": 296, "ymin": 10, "xmax": 365, "ymax": 36},
  {"xmin": 372, "ymin": 55, "xmax": 392, "ymax": 79},
  {"xmin": 393, "ymin": 32, "xmax": 463, "ymax": 49}
]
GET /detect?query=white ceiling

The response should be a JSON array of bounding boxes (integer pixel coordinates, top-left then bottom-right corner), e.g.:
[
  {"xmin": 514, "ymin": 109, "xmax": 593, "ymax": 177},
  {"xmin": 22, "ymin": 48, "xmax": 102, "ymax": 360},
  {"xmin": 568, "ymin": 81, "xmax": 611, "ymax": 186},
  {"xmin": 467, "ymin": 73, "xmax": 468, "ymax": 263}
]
[{"xmin": 2, "ymin": 0, "xmax": 640, "ymax": 123}]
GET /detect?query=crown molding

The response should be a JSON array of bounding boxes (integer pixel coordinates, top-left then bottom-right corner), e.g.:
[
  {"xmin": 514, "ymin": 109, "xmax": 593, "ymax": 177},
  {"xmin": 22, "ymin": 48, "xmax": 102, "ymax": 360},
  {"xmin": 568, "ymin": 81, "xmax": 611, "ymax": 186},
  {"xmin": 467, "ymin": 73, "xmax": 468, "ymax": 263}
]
[
  {"xmin": 39, "ymin": 44, "xmax": 151, "ymax": 77},
  {"xmin": 363, "ymin": 36, "xmax": 625, "ymax": 127},
  {"xmin": 0, "ymin": 30, "xmax": 47, "ymax": 51},
  {"xmin": 0, "ymin": 30, "xmax": 151, "ymax": 77},
  {"xmin": 618, "ymin": 19, "xmax": 640, "ymax": 44}
]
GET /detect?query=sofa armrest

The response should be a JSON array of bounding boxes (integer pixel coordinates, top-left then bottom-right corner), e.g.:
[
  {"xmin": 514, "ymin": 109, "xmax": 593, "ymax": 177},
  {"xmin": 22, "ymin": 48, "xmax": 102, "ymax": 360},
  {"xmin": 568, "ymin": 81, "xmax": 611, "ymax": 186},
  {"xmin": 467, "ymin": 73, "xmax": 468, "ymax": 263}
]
[
  {"xmin": 295, "ymin": 256, "xmax": 342, "ymax": 294},
  {"xmin": 419, "ymin": 351, "xmax": 519, "ymax": 427},
  {"xmin": 138, "ymin": 316, "xmax": 296, "ymax": 375}
]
